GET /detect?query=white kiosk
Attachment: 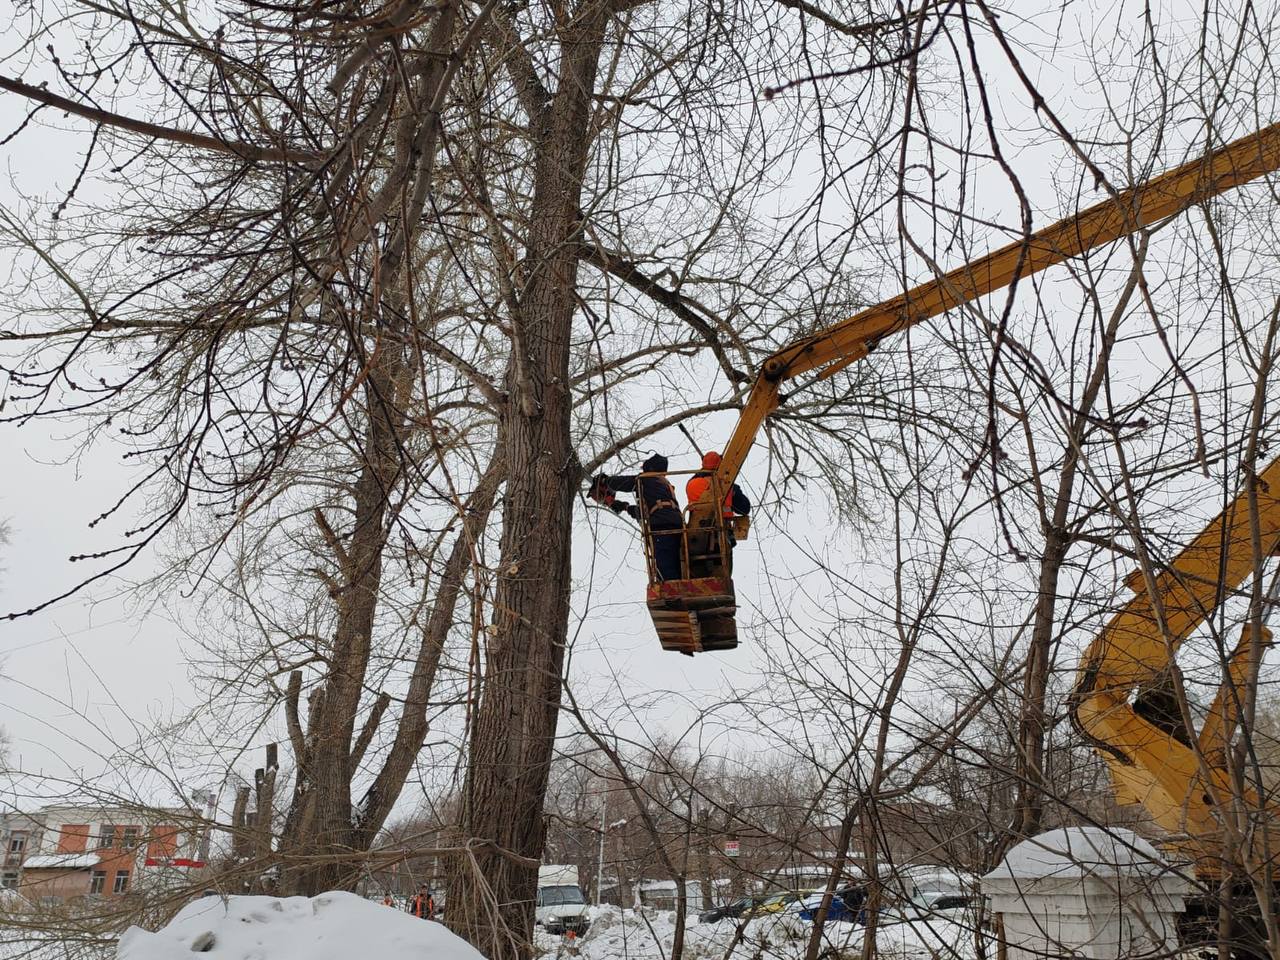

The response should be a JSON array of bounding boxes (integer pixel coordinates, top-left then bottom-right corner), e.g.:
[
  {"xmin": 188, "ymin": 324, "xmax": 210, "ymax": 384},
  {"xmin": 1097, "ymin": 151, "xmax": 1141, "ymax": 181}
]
[{"xmin": 981, "ymin": 827, "xmax": 1193, "ymax": 960}]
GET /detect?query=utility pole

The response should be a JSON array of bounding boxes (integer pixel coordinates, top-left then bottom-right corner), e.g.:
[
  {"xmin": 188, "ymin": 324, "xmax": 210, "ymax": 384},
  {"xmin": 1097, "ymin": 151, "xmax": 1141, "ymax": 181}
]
[
  {"xmin": 595, "ymin": 799, "xmax": 607, "ymax": 905},
  {"xmin": 697, "ymin": 807, "xmax": 712, "ymax": 908},
  {"xmin": 726, "ymin": 802, "xmax": 743, "ymax": 900},
  {"xmin": 191, "ymin": 787, "xmax": 218, "ymax": 863}
]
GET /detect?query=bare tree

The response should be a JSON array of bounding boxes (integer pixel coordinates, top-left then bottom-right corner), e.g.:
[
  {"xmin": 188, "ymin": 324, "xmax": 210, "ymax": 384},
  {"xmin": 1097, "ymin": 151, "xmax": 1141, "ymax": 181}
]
[{"xmin": 4, "ymin": 5, "xmax": 1280, "ymax": 960}]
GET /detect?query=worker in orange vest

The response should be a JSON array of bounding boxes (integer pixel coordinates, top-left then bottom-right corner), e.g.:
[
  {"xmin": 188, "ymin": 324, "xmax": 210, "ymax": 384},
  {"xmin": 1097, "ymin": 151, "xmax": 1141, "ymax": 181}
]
[
  {"xmin": 685, "ymin": 451, "xmax": 750, "ymax": 575},
  {"xmin": 685, "ymin": 451, "xmax": 751, "ymax": 527},
  {"xmin": 408, "ymin": 884, "xmax": 435, "ymax": 919}
]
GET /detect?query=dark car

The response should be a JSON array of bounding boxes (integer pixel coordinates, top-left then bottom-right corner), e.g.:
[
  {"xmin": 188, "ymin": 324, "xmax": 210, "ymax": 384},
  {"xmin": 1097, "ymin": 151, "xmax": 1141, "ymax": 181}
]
[
  {"xmin": 836, "ymin": 885, "xmax": 867, "ymax": 913},
  {"xmin": 797, "ymin": 885, "xmax": 867, "ymax": 924},
  {"xmin": 698, "ymin": 895, "xmax": 765, "ymax": 923}
]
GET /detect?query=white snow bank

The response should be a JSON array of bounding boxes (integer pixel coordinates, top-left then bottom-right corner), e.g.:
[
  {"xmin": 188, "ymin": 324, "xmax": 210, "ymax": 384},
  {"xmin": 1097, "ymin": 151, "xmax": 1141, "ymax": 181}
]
[
  {"xmin": 23, "ymin": 854, "xmax": 100, "ymax": 870},
  {"xmin": 116, "ymin": 892, "xmax": 484, "ymax": 960},
  {"xmin": 982, "ymin": 827, "xmax": 1168, "ymax": 881},
  {"xmin": 537, "ymin": 904, "xmax": 977, "ymax": 960}
]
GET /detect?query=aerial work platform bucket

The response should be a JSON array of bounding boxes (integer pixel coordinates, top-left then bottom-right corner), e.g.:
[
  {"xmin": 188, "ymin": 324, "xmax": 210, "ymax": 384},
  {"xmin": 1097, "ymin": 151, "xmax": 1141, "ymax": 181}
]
[
  {"xmin": 588, "ymin": 465, "xmax": 743, "ymax": 655},
  {"xmin": 639, "ymin": 469, "xmax": 742, "ymax": 655},
  {"xmin": 646, "ymin": 576, "xmax": 738, "ymax": 655}
]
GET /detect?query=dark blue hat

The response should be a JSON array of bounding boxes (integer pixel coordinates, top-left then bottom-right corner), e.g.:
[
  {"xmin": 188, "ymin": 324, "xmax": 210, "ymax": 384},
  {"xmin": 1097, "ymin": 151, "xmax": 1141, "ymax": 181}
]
[{"xmin": 643, "ymin": 453, "xmax": 668, "ymax": 473}]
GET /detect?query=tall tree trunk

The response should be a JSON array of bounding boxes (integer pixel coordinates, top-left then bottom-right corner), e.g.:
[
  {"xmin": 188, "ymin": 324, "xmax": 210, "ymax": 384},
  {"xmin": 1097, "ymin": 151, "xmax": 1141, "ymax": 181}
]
[
  {"xmin": 1011, "ymin": 520, "xmax": 1068, "ymax": 838},
  {"xmin": 281, "ymin": 338, "xmax": 411, "ymax": 894},
  {"xmin": 697, "ymin": 806, "xmax": 712, "ymax": 909},
  {"xmin": 273, "ymin": 2, "xmax": 468, "ymax": 889},
  {"xmin": 277, "ymin": 437, "xmax": 502, "ymax": 892},
  {"xmin": 448, "ymin": 5, "xmax": 607, "ymax": 958},
  {"xmin": 351, "ymin": 453, "xmax": 506, "ymax": 846}
]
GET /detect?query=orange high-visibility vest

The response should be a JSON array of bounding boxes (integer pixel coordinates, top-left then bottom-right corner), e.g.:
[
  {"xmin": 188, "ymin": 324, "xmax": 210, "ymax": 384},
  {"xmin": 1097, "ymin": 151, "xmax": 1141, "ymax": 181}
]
[{"xmin": 685, "ymin": 475, "xmax": 733, "ymax": 516}]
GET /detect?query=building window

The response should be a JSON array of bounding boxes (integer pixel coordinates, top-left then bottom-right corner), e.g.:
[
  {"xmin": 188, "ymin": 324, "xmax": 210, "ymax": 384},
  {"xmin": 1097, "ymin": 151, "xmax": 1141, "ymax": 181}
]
[
  {"xmin": 99, "ymin": 825, "xmax": 118, "ymax": 850},
  {"xmin": 113, "ymin": 871, "xmax": 130, "ymax": 894},
  {"xmin": 90, "ymin": 871, "xmax": 107, "ymax": 895},
  {"xmin": 8, "ymin": 833, "xmax": 26, "ymax": 854},
  {"xmin": 122, "ymin": 827, "xmax": 141, "ymax": 851},
  {"xmin": 0, "ymin": 872, "xmax": 18, "ymax": 889}
]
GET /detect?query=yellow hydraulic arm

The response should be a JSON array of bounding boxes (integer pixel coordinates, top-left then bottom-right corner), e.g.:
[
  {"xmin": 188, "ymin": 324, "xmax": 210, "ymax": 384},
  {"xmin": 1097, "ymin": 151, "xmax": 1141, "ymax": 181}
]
[
  {"xmin": 1072, "ymin": 457, "xmax": 1280, "ymax": 870},
  {"xmin": 700, "ymin": 123, "xmax": 1280, "ymax": 503},
  {"xmin": 682, "ymin": 123, "xmax": 1280, "ymax": 849}
]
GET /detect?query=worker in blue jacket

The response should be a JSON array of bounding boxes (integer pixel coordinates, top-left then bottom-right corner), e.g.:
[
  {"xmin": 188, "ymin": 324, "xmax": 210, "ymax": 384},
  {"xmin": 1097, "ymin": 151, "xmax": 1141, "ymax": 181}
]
[{"xmin": 588, "ymin": 453, "xmax": 685, "ymax": 581}]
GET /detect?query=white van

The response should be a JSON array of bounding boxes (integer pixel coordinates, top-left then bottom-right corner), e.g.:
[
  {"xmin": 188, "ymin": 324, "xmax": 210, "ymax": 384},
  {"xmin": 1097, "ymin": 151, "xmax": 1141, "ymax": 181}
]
[{"xmin": 536, "ymin": 865, "xmax": 589, "ymax": 935}]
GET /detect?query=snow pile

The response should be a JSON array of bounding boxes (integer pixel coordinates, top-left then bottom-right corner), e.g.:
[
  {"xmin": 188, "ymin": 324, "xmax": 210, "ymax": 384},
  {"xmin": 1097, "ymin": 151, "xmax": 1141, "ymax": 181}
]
[
  {"xmin": 983, "ymin": 827, "xmax": 1169, "ymax": 880},
  {"xmin": 116, "ymin": 893, "xmax": 483, "ymax": 960},
  {"xmin": 537, "ymin": 905, "xmax": 976, "ymax": 960},
  {"xmin": 564, "ymin": 906, "xmax": 738, "ymax": 960},
  {"xmin": 865, "ymin": 913, "xmax": 977, "ymax": 960}
]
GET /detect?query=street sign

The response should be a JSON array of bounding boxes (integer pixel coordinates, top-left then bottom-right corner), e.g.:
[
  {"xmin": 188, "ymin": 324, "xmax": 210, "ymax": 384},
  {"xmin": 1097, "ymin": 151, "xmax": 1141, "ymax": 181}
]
[{"xmin": 724, "ymin": 839, "xmax": 740, "ymax": 858}]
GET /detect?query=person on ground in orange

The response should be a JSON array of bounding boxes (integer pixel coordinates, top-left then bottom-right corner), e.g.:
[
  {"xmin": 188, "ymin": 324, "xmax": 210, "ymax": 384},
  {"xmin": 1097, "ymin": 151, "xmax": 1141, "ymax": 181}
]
[
  {"xmin": 408, "ymin": 884, "xmax": 435, "ymax": 919},
  {"xmin": 382, "ymin": 893, "xmax": 395, "ymax": 907}
]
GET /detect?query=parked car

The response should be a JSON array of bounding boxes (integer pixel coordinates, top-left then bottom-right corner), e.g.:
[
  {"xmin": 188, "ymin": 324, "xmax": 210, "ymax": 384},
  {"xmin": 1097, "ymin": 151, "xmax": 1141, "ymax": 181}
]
[
  {"xmin": 698, "ymin": 895, "xmax": 767, "ymax": 923},
  {"xmin": 903, "ymin": 869, "xmax": 977, "ymax": 913},
  {"xmin": 741, "ymin": 890, "xmax": 815, "ymax": 918},
  {"xmin": 794, "ymin": 885, "xmax": 867, "ymax": 924},
  {"xmin": 926, "ymin": 894, "xmax": 972, "ymax": 912}
]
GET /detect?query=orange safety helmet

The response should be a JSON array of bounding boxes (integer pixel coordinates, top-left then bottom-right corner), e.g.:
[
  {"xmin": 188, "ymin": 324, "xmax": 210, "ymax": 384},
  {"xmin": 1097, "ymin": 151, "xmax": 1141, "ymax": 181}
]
[{"xmin": 686, "ymin": 451, "xmax": 733, "ymax": 516}]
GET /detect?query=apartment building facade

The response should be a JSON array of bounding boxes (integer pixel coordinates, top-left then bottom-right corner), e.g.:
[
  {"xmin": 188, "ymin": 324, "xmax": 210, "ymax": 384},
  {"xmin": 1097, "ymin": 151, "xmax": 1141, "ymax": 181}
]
[
  {"xmin": 1, "ymin": 811, "xmax": 44, "ymax": 892},
  {"xmin": 15, "ymin": 804, "xmax": 198, "ymax": 904}
]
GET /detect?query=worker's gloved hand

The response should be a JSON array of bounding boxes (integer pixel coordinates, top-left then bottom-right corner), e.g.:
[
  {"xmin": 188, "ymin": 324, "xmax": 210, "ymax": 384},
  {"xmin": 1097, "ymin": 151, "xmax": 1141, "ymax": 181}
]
[
  {"xmin": 609, "ymin": 500, "xmax": 628, "ymax": 515},
  {"xmin": 586, "ymin": 474, "xmax": 612, "ymax": 504}
]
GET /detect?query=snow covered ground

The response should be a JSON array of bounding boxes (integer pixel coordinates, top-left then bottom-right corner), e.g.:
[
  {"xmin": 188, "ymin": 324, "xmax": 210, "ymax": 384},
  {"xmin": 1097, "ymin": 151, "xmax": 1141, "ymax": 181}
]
[
  {"xmin": 0, "ymin": 923, "xmax": 113, "ymax": 960},
  {"xmin": 2, "ymin": 896, "xmax": 980, "ymax": 960},
  {"xmin": 116, "ymin": 893, "xmax": 484, "ymax": 960},
  {"xmin": 0, "ymin": 893, "xmax": 482, "ymax": 960},
  {"xmin": 536, "ymin": 905, "xmax": 980, "ymax": 960}
]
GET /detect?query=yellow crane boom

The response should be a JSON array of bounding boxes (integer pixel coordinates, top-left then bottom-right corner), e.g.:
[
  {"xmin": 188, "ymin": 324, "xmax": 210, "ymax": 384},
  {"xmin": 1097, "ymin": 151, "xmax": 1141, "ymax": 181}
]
[
  {"xmin": 1072, "ymin": 457, "xmax": 1280, "ymax": 871},
  {"xmin": 673, "ymin": 123, "xmax": 1280, "ymax": 860},
  {"xmin": 640, "ymin": 124, "xmax": 1280, "ymax": 674},
  {"xmin": 705, "ymin": 123, "xmax": 1280, "ymax": 499}
]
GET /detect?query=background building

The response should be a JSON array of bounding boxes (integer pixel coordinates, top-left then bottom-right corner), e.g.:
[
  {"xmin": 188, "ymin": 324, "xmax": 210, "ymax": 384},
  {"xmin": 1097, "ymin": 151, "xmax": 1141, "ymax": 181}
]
[
  {"xmin": 1, "ymin": 811, "xmax": 44, "ymax": 893},
  {"xmin": 13, "ymin": 804, "xmax": 198, "ymax": 905}
]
